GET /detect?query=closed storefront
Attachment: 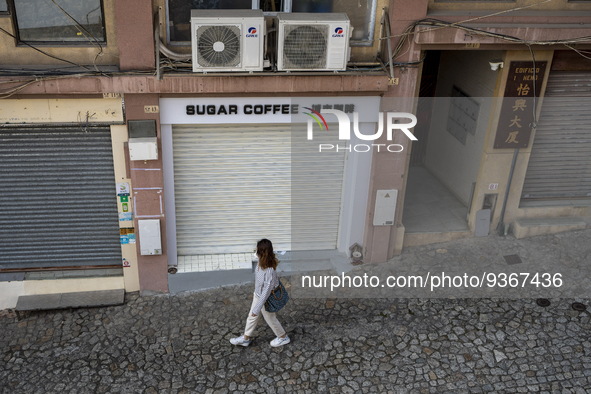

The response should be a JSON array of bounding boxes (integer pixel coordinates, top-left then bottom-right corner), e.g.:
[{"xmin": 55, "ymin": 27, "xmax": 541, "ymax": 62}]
[
  {"xmin": 161, "ymin": 97, "xmax": 378, "ymax": 273},
  {"xmin": 0, "ymin": 127, "xmax": 122, "ymax": 270},
  {"xmin": 0, "ymin": 116, "xmax": 123, "ymax": 271},
  {"xmin": 172, "ymin": 124, "xmax": 345, "ymax": 259},
  {"xmin": 0, "ymin": 98, "xmax": 130, "ymax": 309},
  {"xmin": 521, "ymin": 71, "xmax": 591, "ymax": 203},
  {"xmin": 0, "ymin": 99, "xmax": 123, "ymax": 272}
]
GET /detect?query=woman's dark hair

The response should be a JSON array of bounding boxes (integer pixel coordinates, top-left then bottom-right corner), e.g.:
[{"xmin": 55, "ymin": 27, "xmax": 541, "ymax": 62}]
[{"xmin": 257, "ymin": 238, "xmax": 279, "ymax": 270}]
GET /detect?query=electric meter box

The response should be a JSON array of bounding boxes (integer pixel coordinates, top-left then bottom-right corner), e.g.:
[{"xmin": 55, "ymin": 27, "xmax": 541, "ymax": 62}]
[
  {"xmin": 373, "ymin": 189, "xmax": 398, "ymax": 226},
  {"xmin": 138, "ymin": 219, "xmax": 162, "ymax": 255}
]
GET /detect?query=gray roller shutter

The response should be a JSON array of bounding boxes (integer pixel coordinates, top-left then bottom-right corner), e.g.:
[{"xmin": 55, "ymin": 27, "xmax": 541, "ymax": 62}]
[
  {"xmin": 0, "ymin": 127, "xmax": 122, "ymax": 270},
  {"xmin": 521, "ymin": 72, "xmax": 591, "ymax": 201},
  {"xmin": 172, "ymin": 124, "xmax": 345, "ymax": 256}
]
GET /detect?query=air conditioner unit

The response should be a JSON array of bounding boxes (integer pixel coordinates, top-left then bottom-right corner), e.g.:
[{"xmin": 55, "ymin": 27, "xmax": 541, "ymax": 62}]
[
  {"xmin": 277, "ymin": 13, "xmax": 350, "ymax": 72},
  {"xmin": 190, "ymin": 9, "xmax": 265, "ymax": 72}
]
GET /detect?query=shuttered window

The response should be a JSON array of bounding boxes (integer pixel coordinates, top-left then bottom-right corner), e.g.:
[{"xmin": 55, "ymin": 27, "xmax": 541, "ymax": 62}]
[
  {"xmin": 0, "ymin": 127, "xmax": 121, "ymax": 270},
  {"xmin": 521, "ymin": 72, "xmax": 591, "ymax": 202}
]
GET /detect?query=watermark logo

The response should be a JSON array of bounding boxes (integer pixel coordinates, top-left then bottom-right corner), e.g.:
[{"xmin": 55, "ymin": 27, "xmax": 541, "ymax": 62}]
[
  {"xmin": 306, "ymin": 109, "xmax": 418, "ymax": 153},
  {"xmin": 303, "ymin": 107, "xmax": 328, "ymax": 130},
  {"xmin": 246, "ymin": 27, "xmax": 258, "ymax": 37}
]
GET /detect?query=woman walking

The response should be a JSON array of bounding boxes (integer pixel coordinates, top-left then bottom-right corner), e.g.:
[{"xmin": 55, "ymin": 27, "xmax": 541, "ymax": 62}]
[{"xmin": 230, "ymin": 238, "xmax": 290, "ymax": 348}]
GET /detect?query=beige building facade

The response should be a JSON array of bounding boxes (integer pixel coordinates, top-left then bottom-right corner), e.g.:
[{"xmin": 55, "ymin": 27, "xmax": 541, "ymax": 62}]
[{"xmin": 0, "ymin": 0, "xmax": 590, "ymax": 307}]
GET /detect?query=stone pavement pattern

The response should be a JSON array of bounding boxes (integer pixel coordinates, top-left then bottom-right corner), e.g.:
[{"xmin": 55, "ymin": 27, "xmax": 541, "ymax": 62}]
[
  {"xmin": 2, "ymin": 292, "xmax": 591, "ymax": 393},
  {"xmin": 2, "ymin": 231, "xmax": 591, "ymax": 393}
]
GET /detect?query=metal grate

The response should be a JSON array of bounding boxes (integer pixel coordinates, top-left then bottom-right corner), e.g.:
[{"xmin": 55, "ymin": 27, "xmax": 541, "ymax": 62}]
[
  {"xmin": 197, "ymin": 25, "xmax": 241, "ymax": 67},
  {"xmin": 0, "ymin": 127, "xmax": 121, "ymax": 270},
  {"xmin": 283, "ymin": 24, "xmax": 327, "ymax": 69},
  {"xmin": 171, "ymin": 124, "xmax": 346, "ymax": 256},
  {"xmin": 503, "ymin": 254, "xmax": 523, "ymax": 265},
  {"xmin": 521, "ymin": 71, "xmax": 591, "ymax": 201}
]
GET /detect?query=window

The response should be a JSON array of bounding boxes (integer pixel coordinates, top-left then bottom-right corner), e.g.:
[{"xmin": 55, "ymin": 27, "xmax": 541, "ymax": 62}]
[
  {"xmin": 167, "ymin": 0, "xmax": 376, "ymax": 46},
  {"xmin": 12, "ymin": 0, "xmax": 105, "ymax": 43},
  {"xmin": 168, "ymin": 0, "xmax": 253, "ymax": 42},
  {"xmin": 0, "ymin": 0, "xmax": 8, "ymax": 13},
  {"xmin": 326, "ymin": 0, "xmax": 377, "ymax": 45}
]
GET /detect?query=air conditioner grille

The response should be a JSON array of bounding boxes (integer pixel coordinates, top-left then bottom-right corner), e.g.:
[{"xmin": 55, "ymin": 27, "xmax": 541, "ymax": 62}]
[
  {"xmin": 283, "ymin": 25, "xmax": 327, "ymax": 69},
  {"xmin": 196, "ymin": 25, "xmax": 241, "ymax": 68}
]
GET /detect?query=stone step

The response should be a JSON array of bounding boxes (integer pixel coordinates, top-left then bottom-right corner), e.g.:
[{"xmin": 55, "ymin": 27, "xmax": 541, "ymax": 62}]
[
  {"xmin": 403, "ymin": 230, "xmax": 472, "ymax": 248},
  {"xmin": 512, "ymin": 217, "xmax": 587, "ymax": 239},
  {"xmin": 15, "ymin": 289, "xmax": 125, "ymax": 312}
]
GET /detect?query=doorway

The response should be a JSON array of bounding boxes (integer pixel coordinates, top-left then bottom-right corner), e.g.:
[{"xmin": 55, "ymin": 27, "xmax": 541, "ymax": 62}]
[{"xmin": 404, "ymin": 50, "xmax": 501, "ymax": 241}]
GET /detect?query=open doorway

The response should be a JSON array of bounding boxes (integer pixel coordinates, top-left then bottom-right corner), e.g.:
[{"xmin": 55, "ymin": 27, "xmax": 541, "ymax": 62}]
[{"xmin": 404, "ymin": 50, "xmax": 501, "ymax": 240}]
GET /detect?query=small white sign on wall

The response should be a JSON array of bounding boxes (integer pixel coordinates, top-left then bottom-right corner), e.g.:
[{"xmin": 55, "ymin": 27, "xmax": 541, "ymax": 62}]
[{"xmin": 373, "ymin": 189, "xmax": 398, "ymax": 226}]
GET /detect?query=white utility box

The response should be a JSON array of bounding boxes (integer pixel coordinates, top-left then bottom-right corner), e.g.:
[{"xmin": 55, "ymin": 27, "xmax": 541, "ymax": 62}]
[
  {"xmin": 129, "ymin": 137, "xmax": 158, "ymax": 161},
  {"xmin": 373, "ymin": 189, "xmax": 398, "ymax": 226},
  {"xmin": 138, "ymin": 219, "xmax": 162, "ymax": 255}
]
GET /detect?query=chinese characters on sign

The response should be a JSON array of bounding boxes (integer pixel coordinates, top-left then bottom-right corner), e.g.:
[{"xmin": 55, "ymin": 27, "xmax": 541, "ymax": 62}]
[
  {"xmin": 493, "ymin": 61, "xmax": 547, "ymax": 149},
  {"xmin": 309, "ymin": 104, "xmax": 355, "ymax": 114}
]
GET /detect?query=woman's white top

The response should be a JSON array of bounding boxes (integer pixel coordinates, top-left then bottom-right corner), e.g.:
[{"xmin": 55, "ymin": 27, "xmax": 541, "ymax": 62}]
[{"xmin": 251, "ymin": 264, "xmax": 279, "ymax": 315}]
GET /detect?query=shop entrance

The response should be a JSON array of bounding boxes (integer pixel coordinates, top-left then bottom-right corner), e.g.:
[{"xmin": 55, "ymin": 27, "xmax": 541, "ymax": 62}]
[{"xmin": 403, "ymin": 50, "xmax": 501, "ymax": 244}]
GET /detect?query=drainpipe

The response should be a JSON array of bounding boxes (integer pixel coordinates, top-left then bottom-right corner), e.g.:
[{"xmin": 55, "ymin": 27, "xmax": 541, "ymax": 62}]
[{"xmin": 496, "ymin": 147, "xmax": 519, "ymax": 236}]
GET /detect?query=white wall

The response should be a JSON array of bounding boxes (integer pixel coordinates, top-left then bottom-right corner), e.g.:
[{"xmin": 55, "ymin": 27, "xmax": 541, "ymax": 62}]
[{"xmin": 425, "ymin": 51, "xmax": 502, "ymax": 205}]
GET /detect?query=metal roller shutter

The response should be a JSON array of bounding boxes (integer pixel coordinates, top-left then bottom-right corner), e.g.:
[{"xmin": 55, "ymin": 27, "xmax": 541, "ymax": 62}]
[
  {"xmin": 521, "ymin": 72, "xmax": 591, "ymax": 201},
  {"xmin": 172, "ymin": 124, "xmax": 345, "ymax": 256},
  {"xmin": 0, "ymin": 127, "xmax": 121, "ymax": 270}
]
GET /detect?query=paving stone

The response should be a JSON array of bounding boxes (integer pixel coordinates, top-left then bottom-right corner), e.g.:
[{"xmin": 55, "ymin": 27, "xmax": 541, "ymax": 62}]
[{"xmin": 494, "ymin": 350, "xmax": 508, "ymax": 363}]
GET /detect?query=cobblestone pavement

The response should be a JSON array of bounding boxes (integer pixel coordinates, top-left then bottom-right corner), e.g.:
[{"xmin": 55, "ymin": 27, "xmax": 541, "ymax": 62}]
[{"xmin": 2, "ymin": 232, "xmax": 591, "ymax": 393}]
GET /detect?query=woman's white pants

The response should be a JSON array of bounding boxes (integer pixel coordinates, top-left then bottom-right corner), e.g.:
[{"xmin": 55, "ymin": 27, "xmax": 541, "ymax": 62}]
[{"xmin": 244, "ymin": 293, "xmax": 286, "ymax": 338}]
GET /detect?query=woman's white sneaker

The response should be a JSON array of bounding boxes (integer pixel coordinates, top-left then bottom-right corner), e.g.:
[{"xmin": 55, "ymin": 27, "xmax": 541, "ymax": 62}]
[
  {"xmin": 270, "ymin": 336, "xmax": 290, "ymax": 347},
  {"xmin": 230, "ymin": 335, "xmax": 252, "ymax": 346}
]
